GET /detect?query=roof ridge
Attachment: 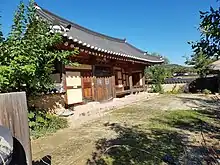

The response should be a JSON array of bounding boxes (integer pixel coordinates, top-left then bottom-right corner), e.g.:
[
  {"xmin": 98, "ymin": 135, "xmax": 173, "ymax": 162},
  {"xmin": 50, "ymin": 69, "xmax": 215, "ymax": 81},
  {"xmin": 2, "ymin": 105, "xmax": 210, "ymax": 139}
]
[
  {"xmin": 35, "ymin": 3, "xmax": 126, "ymax": 43},
  {"xmin": 125, "ymin": 42, "xmax": 145, "ymax": 53},
  {"xmin": 126, "ymin": 42, "xmax": 163, "ymax": 58}
]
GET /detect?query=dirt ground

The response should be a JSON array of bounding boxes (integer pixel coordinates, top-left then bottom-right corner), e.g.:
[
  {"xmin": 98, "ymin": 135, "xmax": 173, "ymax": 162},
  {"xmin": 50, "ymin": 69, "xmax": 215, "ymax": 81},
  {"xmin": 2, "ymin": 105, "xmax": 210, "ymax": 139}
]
[{"xmin": 32, "ymin": 94, "xmax": 220, "ymax": 165}]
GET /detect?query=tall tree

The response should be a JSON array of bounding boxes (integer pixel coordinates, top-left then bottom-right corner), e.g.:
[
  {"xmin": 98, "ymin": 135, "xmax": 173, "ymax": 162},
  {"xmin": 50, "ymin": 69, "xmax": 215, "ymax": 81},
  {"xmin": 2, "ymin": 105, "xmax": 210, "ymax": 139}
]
[
  {"xmin": 186, "ymin": 4, "xmax": 220, "ymax": 77},
  {"xmin": 0, "ymin": 0, "xmax": 79, "ymax": 95},
  {"xmin": 186, "ymin": 50, "xmax": 213, "ymax": 77}
]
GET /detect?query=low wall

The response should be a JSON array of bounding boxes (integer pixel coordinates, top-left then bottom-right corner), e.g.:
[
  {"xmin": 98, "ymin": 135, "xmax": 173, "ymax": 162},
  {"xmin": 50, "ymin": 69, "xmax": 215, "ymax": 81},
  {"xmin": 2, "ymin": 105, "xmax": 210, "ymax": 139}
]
[
  {"xmin": 162, "ymin": 83, "xmax": 187, "ymax": 92},
  {"xmin": 28, "ymin": 93, "xmax": 65, "ymax": 113},
  {"xmin": 147, "ymin": 83, "xmax": 188, "ymax": 93}
]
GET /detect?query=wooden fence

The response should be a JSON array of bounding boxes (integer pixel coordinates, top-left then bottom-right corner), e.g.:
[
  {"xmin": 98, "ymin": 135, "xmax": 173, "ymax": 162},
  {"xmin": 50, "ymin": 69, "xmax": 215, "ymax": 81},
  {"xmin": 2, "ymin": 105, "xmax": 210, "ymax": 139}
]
[{"xmin": 0, "ymin": 92, "xmax": 32, "ymax": 165}]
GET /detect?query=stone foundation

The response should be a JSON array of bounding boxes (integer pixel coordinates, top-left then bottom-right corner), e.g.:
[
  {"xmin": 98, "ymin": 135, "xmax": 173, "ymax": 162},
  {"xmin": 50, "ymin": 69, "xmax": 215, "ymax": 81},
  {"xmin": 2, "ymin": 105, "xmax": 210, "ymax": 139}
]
[{"xmin": 28, "ymin": 94, "xmax": 65, "ymax": 113}]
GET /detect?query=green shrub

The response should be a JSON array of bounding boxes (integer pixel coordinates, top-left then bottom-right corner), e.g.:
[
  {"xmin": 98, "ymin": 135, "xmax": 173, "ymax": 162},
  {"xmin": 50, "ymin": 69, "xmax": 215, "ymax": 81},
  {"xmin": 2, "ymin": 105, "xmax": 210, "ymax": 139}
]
[
  {"xmin": 202, "ymin": 89, "xmax": 212, "ymax": 95},
  {"xmin": 167, "ymin": 84, "xmax": 185, "ymax": 94},
  {"xmin": 152, "ymin": 83, "xmax": 164, "ymax": 94},
  {"xmin": 28, "ymin": 107, "xmax": 68, "ymax": 139}
]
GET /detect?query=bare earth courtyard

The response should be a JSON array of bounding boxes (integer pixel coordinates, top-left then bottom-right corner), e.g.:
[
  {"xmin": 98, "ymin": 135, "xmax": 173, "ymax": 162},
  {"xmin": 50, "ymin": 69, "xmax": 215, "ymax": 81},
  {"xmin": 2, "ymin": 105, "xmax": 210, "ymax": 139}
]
[{"xmin": 32, "ymin": 94, "xmax": 220, "ymax": 165}]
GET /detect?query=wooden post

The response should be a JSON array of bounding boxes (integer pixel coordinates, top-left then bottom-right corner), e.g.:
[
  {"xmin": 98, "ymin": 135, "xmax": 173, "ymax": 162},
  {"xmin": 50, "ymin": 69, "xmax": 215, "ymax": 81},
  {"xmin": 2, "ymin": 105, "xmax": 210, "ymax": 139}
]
[
  {"xmin": 0, "ymin": 92, "xmax": 32, "ymax": 165},
  {"xmin": 61, "ymin": 64, "xmax": 68, "ymax": 108},
  {"xmin": 128, "ymin": 68, "xmax": 133, "ymax": 94},
  {"xmin": 111, "ymin": 67, "xmax": 116, "ymax": 98},
  {"xmin": 92, "ymin": 65, "xmax": 97, "ymax": 101},
  {"xmin": 142, "ymin": 70, "xmax": 147, "ymax": 92}
]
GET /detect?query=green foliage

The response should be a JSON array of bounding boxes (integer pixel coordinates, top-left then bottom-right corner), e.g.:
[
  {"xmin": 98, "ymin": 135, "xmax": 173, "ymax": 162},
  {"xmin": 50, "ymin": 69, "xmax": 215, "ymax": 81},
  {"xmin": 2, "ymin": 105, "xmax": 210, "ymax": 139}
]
[
  {"xmin": 0, "ymin": 0, "xmax": 79, "ymax": 95},
  {"xmin": 166, "ymin": 84, "xmax": 185, "ymax": 94},
  {"xmin": 164, "ymin": 64, "xmax": 196, "ymax": 75},
  {"xmin": 146, "ymin": 64, "xmax": 195, "ymax": 88},
  {"xmin": 28, "ymin": 107, "xmax": 68, "ymax": 138},
  {"xmin": 186, "ymin": 50, "xmax": 213, "ymax": 77},
  {"xmin": 152, "ymin": 83, "xmax": 164, "ymax": 93},
  {"xmin": 146, "ymin": 66, "xmax": 167, "ymax": 93},
  {"xmin": 202, "ymin": 89, "xmax": 212, "ymax": 95},
  {"xmin": 186, "ymin": 5, "xmax": 220, "ymax": 77},
  {"xmin": 146, "ymin": 66, "xmax": 168, "ymax": 84}
]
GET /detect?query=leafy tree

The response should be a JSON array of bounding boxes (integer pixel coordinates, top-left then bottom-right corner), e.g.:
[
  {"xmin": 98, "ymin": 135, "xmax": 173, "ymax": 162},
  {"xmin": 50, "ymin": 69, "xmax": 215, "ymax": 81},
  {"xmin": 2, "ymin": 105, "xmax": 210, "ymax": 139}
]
[
  {"xmin": 186, "ymin": 5, "xmax": 220, "ymax": 77},
  {"xmin": 0, "ymin": 0, "xmax": 79, "ymax": 96},
  {"xmin": 146, "ymin": 66, "xmax": 169, "ymax": 84},
  {"xmin": 186, "ymin": 50, "xmax": 213, "ymax": 77},
  {"xmin": 145, "ymin": 65, "xmax": 169, "ymax": 93}
]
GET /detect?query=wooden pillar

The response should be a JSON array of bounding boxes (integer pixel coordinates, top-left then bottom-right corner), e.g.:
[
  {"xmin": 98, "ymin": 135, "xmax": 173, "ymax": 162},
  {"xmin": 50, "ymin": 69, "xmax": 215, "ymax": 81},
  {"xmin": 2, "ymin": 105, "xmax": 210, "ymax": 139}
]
[
  {"xmin": 128, "ymin": 68, "xmax": 133, "ymax": 94},
  {"xmin": 111, "ymin": 67, "xmax": 116, "ymax": 98},
  {"xmin": 142, "ymin": 70, "xmax": 147, "ymax": 92},
  {"xmin": 92, "ymin": 65, "xmax": 97, "ymax": 101},
  {"xmin": 0, "ymin": 92, "xmax": 32, "ymax": 165},
  {"xmin": 61, "ymin": 64, "xmax": 68, "ymax": 108}
]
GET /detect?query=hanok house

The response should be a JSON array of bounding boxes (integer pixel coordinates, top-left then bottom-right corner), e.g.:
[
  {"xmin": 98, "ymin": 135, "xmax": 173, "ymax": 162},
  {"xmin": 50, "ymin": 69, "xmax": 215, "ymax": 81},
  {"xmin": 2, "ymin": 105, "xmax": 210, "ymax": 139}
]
[{"xmin": 35, "ymin": 4, "xmax": 164, "ymax": 107}]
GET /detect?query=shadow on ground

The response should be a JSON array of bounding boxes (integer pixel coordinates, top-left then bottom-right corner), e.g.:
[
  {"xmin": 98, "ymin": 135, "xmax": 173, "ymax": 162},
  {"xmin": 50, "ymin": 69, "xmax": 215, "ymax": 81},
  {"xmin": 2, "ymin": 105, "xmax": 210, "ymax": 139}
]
[
  {"xmin": 155, "ymin": 111, "xmax": 220, "ymax": 135},
  {"xmin": 175, "ymin": 95, "xmax": 220, "ymax": 134},
  {"xmin": 87, "ymin": 123, "xmax": 185, "ymax": 165},
  {"xmin": 177, "ymin": 95, "xmax": 220, "ymax": 113},
  {"xmin": 87, "ymin": 95, "xmax": 220, "ymax": 165},
  {"xmin": 32, "ymin": 155, "xmax": 51, "ymax": 165}
]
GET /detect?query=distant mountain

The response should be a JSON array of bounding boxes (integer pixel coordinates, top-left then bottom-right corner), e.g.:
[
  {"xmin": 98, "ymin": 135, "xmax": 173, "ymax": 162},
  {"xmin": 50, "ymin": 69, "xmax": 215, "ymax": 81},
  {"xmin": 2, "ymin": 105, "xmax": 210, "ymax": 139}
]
[
  {"xmin": 162, "ymin": 64, "xmax": 196, "ymax": 74},
  {"xmin": 163, "ymin": 64, "xmax": 191, "ymax": 68}
]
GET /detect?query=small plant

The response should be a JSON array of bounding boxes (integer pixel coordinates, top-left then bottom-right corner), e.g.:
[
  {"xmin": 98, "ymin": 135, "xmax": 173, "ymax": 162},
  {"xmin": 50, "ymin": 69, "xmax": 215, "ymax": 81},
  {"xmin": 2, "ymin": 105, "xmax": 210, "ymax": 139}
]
[
  {"xmin": 28, "ymin": 107, "xmax": 68, "ymax": 138},
  {"xmin": 202, "ymin": 89, "xmax": 212, "ymax": 95},
  {"xmin": 168, "ymin": 84, "xmax": 185, "ymax": 94},
  {"xmin": 152, "ymin": 83, "xmax": 164, "ymax": 94}
]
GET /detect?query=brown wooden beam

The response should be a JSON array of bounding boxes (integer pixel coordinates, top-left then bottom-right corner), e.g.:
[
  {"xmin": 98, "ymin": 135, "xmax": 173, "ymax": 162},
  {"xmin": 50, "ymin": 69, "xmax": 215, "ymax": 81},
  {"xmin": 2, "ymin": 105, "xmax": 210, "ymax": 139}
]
[
  {"xmin": 128, "ymin": 68, "xmax": 133, "ymax": 94},
  {"xmin": 92, "ymin": 65, "xmax": 97, "ymax": 101},
  {"xmin": 111, "ymin": 67, "xmax": 116, "ymax": 98},
  {"xmin": 142, "ymin": 70, "xmax": 147, "ymax": 92}
]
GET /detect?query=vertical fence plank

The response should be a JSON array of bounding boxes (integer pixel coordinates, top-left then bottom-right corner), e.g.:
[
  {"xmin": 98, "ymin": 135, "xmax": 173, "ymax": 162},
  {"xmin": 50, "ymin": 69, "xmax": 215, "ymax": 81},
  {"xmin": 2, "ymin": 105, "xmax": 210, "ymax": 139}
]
[{"xmin": 0, "ymin": 92, "xmax": 32, "ymax": 165}]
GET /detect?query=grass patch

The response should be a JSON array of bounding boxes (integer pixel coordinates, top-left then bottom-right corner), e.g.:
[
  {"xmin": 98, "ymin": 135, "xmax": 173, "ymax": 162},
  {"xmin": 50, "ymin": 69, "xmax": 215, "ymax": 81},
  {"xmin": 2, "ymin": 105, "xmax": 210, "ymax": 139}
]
[
  {"xmin": 88, "ymin": 124, "xmax": 184, "ymax": 165},
  {"xmin": 30, "ymin": 115, "xmax": 68, "ymax": 139},
  {"xmin": 88, "ymin": 108, "xmax": 219, "ymax": 164},
  {"xmin": 112, "ymin": 107, "xmax": 144, "ymax": 114},
  {"xmin": 147, "ymin": 110, "xmax": 218, "ymax": 134},
  {"xmin": 28, "ymin": 107, "xmax": 68, "ymax": 139}
]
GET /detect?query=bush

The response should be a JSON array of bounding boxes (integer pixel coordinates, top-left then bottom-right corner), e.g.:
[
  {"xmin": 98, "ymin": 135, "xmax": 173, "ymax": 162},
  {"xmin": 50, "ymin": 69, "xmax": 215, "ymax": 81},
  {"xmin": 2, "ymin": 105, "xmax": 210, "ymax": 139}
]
[
  {"xmin": 152, "ymin": 83, "xmax": 164, "ymax": 94},
  {"xmin": 202, "ymin": 89, "xmax": 212, "ymax": 95},
  {"xmin": 167, "ymin": 84, "xmax": 185, "ymax": 94},
  {"xmin": 28, "ymin": 107, "xmax": 68, "ymax": 139}
]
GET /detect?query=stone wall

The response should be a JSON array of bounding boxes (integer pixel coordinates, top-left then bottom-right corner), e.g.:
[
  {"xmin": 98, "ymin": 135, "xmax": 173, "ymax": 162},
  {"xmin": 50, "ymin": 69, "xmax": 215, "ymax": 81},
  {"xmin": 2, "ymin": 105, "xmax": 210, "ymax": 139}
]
[
  {"xmin": 28, "ymin": 93, "xmax": 65, "ymax": 113},
  {"xmin": 147, "ymin": 83, "xmax": 188, "ymax": 93},
  {"xmin": 162, "ymin": 83, "xmax": 187, "ymax": 92}
]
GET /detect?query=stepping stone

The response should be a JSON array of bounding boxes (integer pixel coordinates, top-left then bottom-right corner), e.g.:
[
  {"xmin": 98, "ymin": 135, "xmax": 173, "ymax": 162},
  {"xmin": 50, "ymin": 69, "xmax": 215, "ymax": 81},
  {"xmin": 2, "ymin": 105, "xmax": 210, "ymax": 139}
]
[{"xmin": 57, "ymin": 109, "xmax": 74, "ymax": 117}]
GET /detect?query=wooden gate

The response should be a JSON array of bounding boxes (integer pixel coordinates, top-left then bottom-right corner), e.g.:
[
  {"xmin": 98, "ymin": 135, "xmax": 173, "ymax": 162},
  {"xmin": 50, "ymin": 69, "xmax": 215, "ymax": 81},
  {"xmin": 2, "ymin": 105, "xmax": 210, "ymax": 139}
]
[
  {"xmin": 95, "ymin": 77, "xmax": 113, "ymax": 101},
  {"xmin": 95, "ymin": 66, "xmax": 113, "ymax": 101},
  {"xmin": 81, "ymin": 71, "xmax": 93, "ymax": 100}
]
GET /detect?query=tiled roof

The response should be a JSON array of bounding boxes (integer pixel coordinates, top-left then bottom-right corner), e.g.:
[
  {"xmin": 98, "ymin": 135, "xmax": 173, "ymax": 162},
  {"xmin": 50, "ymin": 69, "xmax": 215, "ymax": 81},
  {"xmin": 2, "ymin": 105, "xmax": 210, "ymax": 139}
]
[{"xmin": 35, "ymin": 4, "xmax": 163, "ymax": 63}]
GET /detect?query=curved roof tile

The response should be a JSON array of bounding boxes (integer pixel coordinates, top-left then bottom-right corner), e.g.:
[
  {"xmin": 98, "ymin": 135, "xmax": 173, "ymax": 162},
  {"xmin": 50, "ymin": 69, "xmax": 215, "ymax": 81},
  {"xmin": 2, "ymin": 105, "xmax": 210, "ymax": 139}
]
[{"xmin": 35, "ymin": 4, "xmax": 163, "ymax": 63}]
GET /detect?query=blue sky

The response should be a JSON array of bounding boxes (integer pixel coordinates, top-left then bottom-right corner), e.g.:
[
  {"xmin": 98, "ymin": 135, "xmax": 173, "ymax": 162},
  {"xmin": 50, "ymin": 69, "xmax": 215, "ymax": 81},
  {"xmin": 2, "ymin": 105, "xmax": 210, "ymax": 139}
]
[{"xmin": 0, "ymin": 0, "xmax": 219, "ymax": 64}]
